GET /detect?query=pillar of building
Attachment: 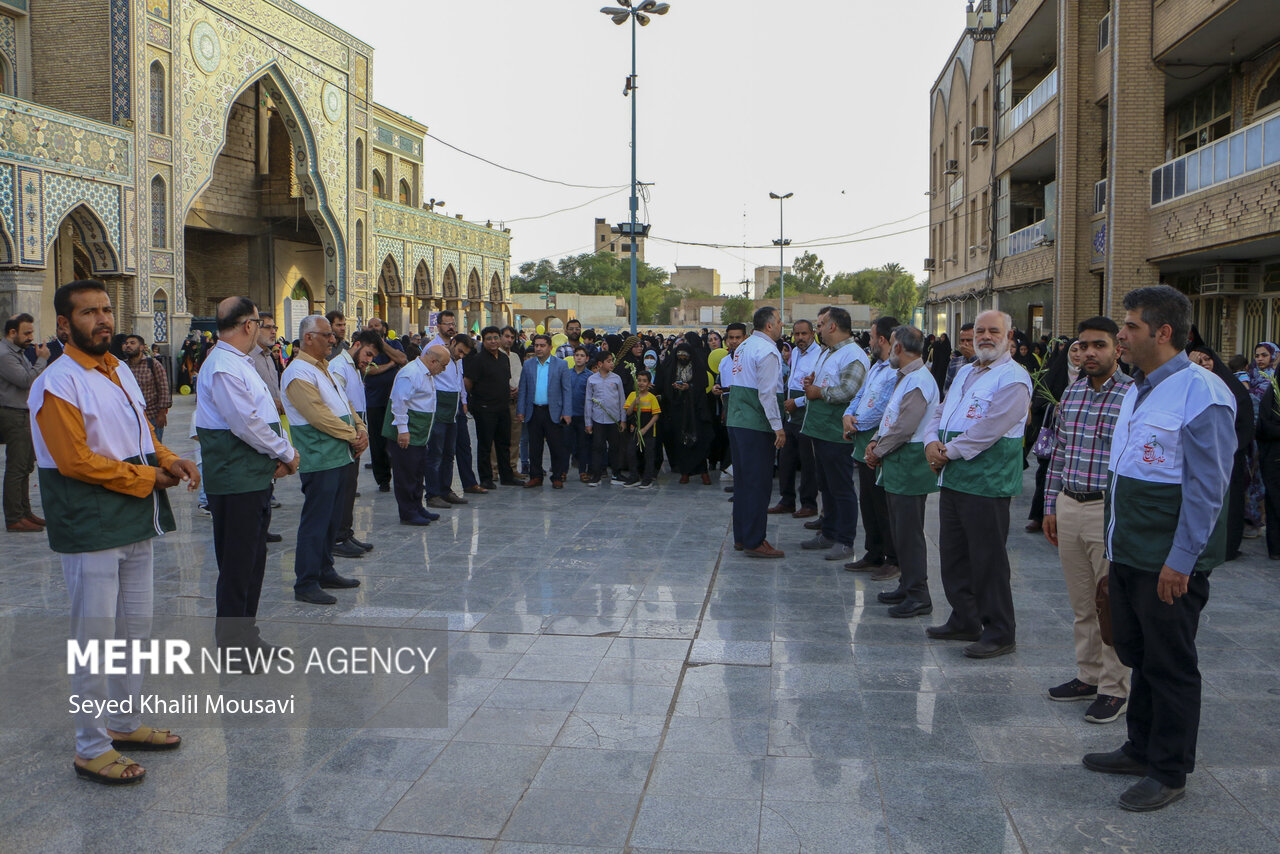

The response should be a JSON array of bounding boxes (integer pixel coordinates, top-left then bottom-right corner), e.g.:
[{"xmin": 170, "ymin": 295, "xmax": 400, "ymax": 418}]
[
  {"xmin": 1105, "ymin": 0, "xmax": 1164, "ymax": 316},
  {"xmin": 0, "ymin": 269, "xmax": 47, "ymax": 325}
]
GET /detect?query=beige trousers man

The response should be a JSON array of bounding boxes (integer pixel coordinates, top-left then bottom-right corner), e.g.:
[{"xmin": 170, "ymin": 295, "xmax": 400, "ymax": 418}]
[{"xmin": 1057, "ymin": 493, "xmax": 1130, "ymax": 697}]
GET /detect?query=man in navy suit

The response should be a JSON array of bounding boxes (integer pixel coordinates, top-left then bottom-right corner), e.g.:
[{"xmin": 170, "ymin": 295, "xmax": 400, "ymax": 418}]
[{"xmin": 517, "ymin": 332, "xmax": 574, "ymax": 488}]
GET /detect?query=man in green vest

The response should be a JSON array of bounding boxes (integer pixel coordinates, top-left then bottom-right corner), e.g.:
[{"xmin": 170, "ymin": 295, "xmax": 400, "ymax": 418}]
[
  {"xmin": 924, "ymin": 309, "xmax": 1031, "ymax": 659},
  {"xmin": 1084, "ymin": 285, "xmax": 1235, "ymax": 812},
  {"xmin": 282, "ymin": 315, "xmax": 368, "ymax": 605}
]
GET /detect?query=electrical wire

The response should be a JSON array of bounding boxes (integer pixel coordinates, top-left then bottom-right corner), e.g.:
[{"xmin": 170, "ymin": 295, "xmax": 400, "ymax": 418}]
[
  {"xmin": 649, "ymin": 222, "xmax": 930, "ymax": 251},
  {"xmin": 502, "ymin": 187, "xmax": 629, "ymax": 224},
  {"xmin": 425, "ymin": 133, "xmax": 628, "ymax": 190}
]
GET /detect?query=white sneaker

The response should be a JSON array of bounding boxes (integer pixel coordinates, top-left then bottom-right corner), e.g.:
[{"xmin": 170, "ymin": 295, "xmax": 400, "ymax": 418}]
[
  {"xmin": 1243, "ymin": 525, "xmax": 1261, "ymax": 539},
  {"xmin": 723, "ymin": 465, "xmax": 733, "ymax": 479},
  {"xmin": 197, "ymin": 504, "xmax": 211, "ymax": 516}
]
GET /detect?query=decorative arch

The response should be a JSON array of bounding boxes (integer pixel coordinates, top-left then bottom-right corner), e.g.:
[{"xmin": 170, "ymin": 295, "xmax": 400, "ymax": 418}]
[
  {"xmin": 354, "ymin": 219, "xmax": 364, "ymax": 270},
  {"xmin": 372, "ymin": 169, "xmax": 385, "ymax": 199},
  {"xmin": 1255, "ymin": 61, "xmax": 1280, "ymax": 117},
  {"xmin": 379, "ymin": 255, "xmax": 402, "ymax": 295},
  {"xmin": 152, "ymin": 288, "xmax": 169, "ymax": 344},
  {"xmin": 151, "ymin": 176, "xmax": 167, "ymax": 248},
  {"xmin": 467, "ymin": 268, "xmax": 482, "ymax": 300},
  {"xmin": 415, "ymin": 261, "xmax": 433, "ymax": 296},
  {"xmin": 442, "ymin": 264, "xmax": 458, "ymax": 299},
  {"xmin": 354, "ymin": 138, "xmax": 364, "ymax": 189},
  {"xmin": 149, "ymin": 61, "xmax": 166, "ymax": 134},
  {"xmin": 398, "ymin": 179, "xmax": 412, "ymax": 206},
  {"xmin": 0, "ymin": 214, "xmax": 13, "ymax": 265},
  {"xmin": 489, "ymin": 272, "xmax": 503, "ymax": 304},
  {"xmin": 53, "ymin": 204, "xmax": 121, "ymax": 276},
  {"xmin": 0, "ymin": 53, "xmax": 10, "ymax": 97},
  {"xmin": 355, "ymin": 300, "xmax": 365, "ymax": 326}
]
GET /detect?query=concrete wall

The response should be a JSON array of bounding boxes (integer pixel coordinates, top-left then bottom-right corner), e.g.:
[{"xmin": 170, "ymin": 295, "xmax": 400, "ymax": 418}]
[{"xmin": 29, "ymin": 0, "xmax": 111, "ymax": 123}]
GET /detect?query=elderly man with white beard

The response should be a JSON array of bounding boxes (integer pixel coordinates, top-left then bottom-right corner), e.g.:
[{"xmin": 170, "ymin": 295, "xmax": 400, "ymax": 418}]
[{"xmin": 923, "ymin": 310, "xmax": 1032, "ymax": 659}]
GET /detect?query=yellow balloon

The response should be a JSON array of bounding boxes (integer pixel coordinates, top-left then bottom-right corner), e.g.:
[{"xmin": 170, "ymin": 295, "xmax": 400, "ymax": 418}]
[
  {"xmin": 179, "ymin": 384, "xmax": 192, "ymax": 395},
  {"xmin": 551, "ymin": 333, "xmax": 568, "ymax": 349},
  {"xmin": 387, "ymin": 329, "xmax": 398, "ymax": 340},
  {"xmin": 707, "ymin": 347, "xmax": 728, "ymax": 375},
  {"xmin": 536, "ymin": 324, "xmax": 546, "ymax": 334}
]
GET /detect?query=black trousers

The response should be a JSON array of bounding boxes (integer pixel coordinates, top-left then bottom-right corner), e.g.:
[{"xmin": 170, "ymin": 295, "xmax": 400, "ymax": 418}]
[
  {"xmin": 473, "ymin": 408, "xmax": 513, "ymax": 483},
  {"xmin": 814, "ymin": 438, "xmax": 858, "ymax": 547},
  {"xmin": 569, "ymin": 415, "xmax": 592, "ymax": 475},
  {"xmin": 777, "ymin": 419, "xmax": 818, "ymax": 510},
  {"xmin": 366, "ymin": 405, "xmax": 392, "ymax": 487},
  {"xmin": 887, "ymin": 492, "xmax": 930, "ymax": 605},
  {"xmin": 1225, "ymin": 448, "xmax": 1249, "ymax": 558},
  {"xmin": 527, "ymin": 405, "xmax": 569, "ymax": 479},
  {"xmin": 625, "ymin": 428, "xmax": 657, "ymax": 481},
  {"xmin": 1110, "ymin": 560, "xmax": 1210, "ymax": 789},
  {"xmin": 454, "ymin": 408, "xmax": 478, "ymax": 489},
  {"xmin": 209, "ymin": 487, "xmax": 271, "ymax": 647},
  {"xmin": 856, "ymin": 459, "xmax": 895, "ymax": 563},
  {"xmin": 295, "ymin": 466, "xmax": 346, "ymax": 594},
  {"xmin": 337, "ymin": 458, "xmax": 359, "ymax": 542},
  {"xmin": 590, "ymin": 423, "xmax": 623, "ymax": 478},
  {"xmin": 425, "ymin": 415, "xmax": 457, "ymax": 498},
  {"xmin": 728, "ymin": 426, "xmax": 775, "ymax": 549},
  {"xmin": 1260, "ymin": 441, "xmax": 1280, "ymax": 557},
  {"xmin": 388, "ymin": 442, "xmax": 427, "ymax": 521},
  {"xmin": 1028, "ymin": 456, "xmax": 1050, "ymax": 521},
  {"xmin": 938, "ymin": 488, "xmax": 1015, "ymax": 644}
]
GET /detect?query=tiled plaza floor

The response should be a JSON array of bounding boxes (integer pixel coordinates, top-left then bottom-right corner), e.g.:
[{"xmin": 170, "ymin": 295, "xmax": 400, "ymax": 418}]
[{"xmin": 3, "ymin": 396, "xmax": 1280, "ymax": 853}]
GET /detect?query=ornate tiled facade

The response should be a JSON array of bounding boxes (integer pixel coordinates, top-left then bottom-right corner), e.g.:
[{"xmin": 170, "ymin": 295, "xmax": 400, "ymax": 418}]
[
  {"xmin": 0, "ymin": 14, "xmax": 16, "ymax": 94},
  {"xmin": 0, "ymin": 0, "xmax": 509, "ymax": 338}
]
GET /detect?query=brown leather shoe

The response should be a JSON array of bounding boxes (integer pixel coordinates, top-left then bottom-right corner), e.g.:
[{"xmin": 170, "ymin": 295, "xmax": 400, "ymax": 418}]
[
  {"xmin": 7, "ymin": 518, "xmax": 43, "ymax": 533},
  {"xmin": 701, "ymin": 473, "xmax": 712, "ymax": 485},
  {"xmin": 734, "ymin": 542, "xmax": 744, "ymax": 551},
  {"xmin": 580, "ymin": 473, "xmax": 591, "ymax": 483},
  {"xmin": 679, "ymin": 474, "xmax": 690, "ymax": 484},
  {"xmin": 443, "ymin": 493, "xmax": 469, "ymax": 505},
  {"xmin": 744, "ymin": 540, "xmax": 785, "ymax": 559},
  {"xmin": 870, "ymin": 564, "xmax": 901, "ymax": 582},
  {"xmin": 792, "ymin": 507, "xmax": 818, "ymax": 519},
  {"xmin": 24, "ymin": 513, "xmax": 46, "ymax": 527},
  {"xmin": 551, "ymin": 479, "xmax": 564, "ymax": 489},
  {"xmin": 524, "ymin": 477, "xmax": 544, "ymax": 488},
  {"xmin": 464, "ymin": 484, "xmax": 488, "ymax": 494},
  {"xmin": 768, "ymin": 504, "xmax": 796, "ymax": 515}
]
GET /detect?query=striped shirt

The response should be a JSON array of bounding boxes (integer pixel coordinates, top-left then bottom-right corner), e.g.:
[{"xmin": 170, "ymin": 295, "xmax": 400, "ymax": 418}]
[{"xmin": 1043, "ymin": 369, "xmax": 1132, "ymax": 515}]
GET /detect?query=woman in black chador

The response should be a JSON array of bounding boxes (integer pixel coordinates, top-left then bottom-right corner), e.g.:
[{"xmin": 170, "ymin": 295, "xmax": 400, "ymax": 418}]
[{"xmin": 658, "ymin": 334, "xmax": 714, "ymax": 484}]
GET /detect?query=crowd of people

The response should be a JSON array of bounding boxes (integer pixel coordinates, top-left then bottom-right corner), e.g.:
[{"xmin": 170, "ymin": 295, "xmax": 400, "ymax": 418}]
[{"xmin": 0, "ymin": 279, "xmax": 1245, "ymax": 812}]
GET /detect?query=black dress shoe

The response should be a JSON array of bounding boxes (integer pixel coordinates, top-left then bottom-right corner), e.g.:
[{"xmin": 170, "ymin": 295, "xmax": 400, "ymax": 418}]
[
  {"xmin": 400, "ymin": 516, "xmax": 432, "ymax": 526},
  {"xmin": 295, "ymin": 588, "xmax": 337, "ymax": 605},
  {"xmin": 265, "ymin": 532, "xmax": 283, "ymax": 543},
  {"xmin": 499, "ymin": 478, "xmax": 522, "ymax": 486},
  {"xmin": 348, "ymin": 536, "xmax": 374, "ymax": 552},
  {"xmin": 847, "ymin": 555, "xmax": 884, "ymax": 570},
  {"xmin": 378, "ymin": 483, "xmax": 391, "ymax": 493},
  {"xmin": 723, "ymin": 486, "xmax": 734, "ymax": 493},
  {"xmin": 963, "ymin": 639, "xmax": 1016, "ymax": 659},
  {"xmin": 889, "ymin": 600, "xmax": 933, "ymax": 618},
  {"xmin": 877, "ymin": 589, "xmax": 907, "ymax": 604},
  {"xmin": 803, "ymin": 516, "xmax": 824, "ymax": 530},
  {"xmin": 1082, "ymin": 748, "xmax": 1147, "ymax": 777},
  {"xmin": 926, "ymin": 623, "xmax": 982, "ymax": 642},
  {"xmin": 1119, "ymin": 777, "xmax": 1185, "ymax": 812},
  {"xmin": 333, "ymin": 540, "xmax": 365, "ymax": 559},
  {"xmin": 319, "ymin": 573, "xmax": 361, "ymax": 589}
]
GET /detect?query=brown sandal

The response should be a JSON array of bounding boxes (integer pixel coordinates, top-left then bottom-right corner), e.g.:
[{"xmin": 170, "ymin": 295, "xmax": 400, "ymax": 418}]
[
  {"xmin": 74, "ymin": 750, "xmax": 145, "ymax": 785},
  {"xmin": 110, "ymin": 725, "xmax": 181, "ymax": 751}
]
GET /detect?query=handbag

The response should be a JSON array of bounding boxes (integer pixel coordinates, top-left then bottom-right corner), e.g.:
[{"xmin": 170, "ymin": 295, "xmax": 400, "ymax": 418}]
[
  {"xmin": 1031, "ymin": 405, "xmax": 1057, "ymax": 458},
  {"xmin": 1095, "ymin": 574, "xmax": 1113, "ymax": 647}
]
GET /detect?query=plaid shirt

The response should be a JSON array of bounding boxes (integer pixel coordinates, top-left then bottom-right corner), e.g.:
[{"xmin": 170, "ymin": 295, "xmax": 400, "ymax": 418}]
[
  {"xmin": 1043, "ymin": 369, "xmax": 1132, "ymax": 515},
  {"xmin": 125, "ymin": 356, "xmax": 172, "ymax": 422}
]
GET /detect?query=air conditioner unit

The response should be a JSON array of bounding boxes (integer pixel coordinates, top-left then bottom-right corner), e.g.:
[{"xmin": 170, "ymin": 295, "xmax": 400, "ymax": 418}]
[
  {"xmin": 944, "ymin": 159, "xmax": 959, "ymax": 175},
  {"xmin": 1200, "ymin": 265, "xmax": 1260, "ymax": 295},
  {"xmin": 970, "ymin": 126, "xmax": 990, "ymax": 146},
  {"xmin": 923, "ymin": 258, "xmax": 936, "ymax": 271}
]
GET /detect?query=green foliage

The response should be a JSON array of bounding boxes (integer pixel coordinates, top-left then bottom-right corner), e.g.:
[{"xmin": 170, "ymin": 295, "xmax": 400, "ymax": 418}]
[
  {"xmin": 637, "ymin": 284, "xmax": 689, "ymax": 325},
  {"xmin": 512, "ymin": 252, "xmax": 668, "ymax": 297},
  {"xmin": 721, "ymin": 296, "xmax": 755, "ymax": 325}
]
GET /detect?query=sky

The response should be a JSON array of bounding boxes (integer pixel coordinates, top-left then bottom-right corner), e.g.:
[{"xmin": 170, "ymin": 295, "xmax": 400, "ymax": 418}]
[{"xmin": 301, "ymin": 0, "xmax": 967, "ymax": 292}]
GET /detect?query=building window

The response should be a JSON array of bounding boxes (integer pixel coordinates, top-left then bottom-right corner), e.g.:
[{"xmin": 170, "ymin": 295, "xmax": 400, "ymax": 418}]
[
  {"xmin": 153, "ymin": 289, "xmax": 168, "ymax": 344},
  {"xmin": 372, "ymin": 170, "xmax": 385, "ymax": 199},
  {"xmin": 0, "ymin": 53, "xmax": 11, "ymax": 97},
  {"xmin": 1175, "ymin": 76, "xmax": 1232, "ymax": 155},
  {"xmin": 399, "ymin": 179, "xmax": 411, "ymax": 206},
  {"xmin": 354, "ymin": 219, "xmax": 364, "ymax": 270},
  {"xmin": 150, "ymin": 176, "xmax": 166, "ymax": 248},
  {"xmin": 354, "ymin": 139, "xmax": 364, "ymax": 189},
  {"xmin": 149, "ymin": 61, "xmax": 165, "ymax": 135},
  {"xmin": 1258, "ymin": 68, "xmax": 1280, "ymax": 116}
]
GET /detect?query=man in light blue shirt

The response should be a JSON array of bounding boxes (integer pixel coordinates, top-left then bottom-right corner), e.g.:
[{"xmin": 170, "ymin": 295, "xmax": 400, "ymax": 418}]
[
  {"xmin": 517, "ymin": 333, "xmax": 573, "ymax": 488},
  {"xmin": 842, "ymin": 316, "xmax": 901, "ymax": 577}
]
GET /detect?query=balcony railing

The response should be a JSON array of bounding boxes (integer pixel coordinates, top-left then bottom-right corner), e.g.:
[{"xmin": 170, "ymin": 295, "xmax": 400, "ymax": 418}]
[
  {"xmin": 998, "ymin": 219, "xmax": 1045, "ymax": 258},
  {"xmin": 949, "ymin": 176, "xmax": 965, "ymax": 211},
  {"xmin": 998, "ymin": 68, "xmax": 1058, "ymax": 139},
  {"xmin": 1094, "ymin": 178, "xmax": 1108, "ymax": 214},
  {"xmin": 1150, "ymin": 112, "xmax": 1280, "ymax": 206}
]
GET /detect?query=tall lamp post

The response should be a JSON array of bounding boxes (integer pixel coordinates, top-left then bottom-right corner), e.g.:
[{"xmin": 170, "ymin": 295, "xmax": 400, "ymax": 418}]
[
  {"xmin": 769, "ymin": 192, "xmax": 793, "ymax": 324},
  {"xmin": 601, "ymin": 0, "xmax": 670, "ymax": 333}
]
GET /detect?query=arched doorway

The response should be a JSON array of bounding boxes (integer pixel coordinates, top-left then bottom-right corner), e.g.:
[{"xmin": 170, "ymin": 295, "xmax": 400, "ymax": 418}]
[
  {"xmin": 183, "ymin": 67, "xmax": 344, "ymax": 325},
  {"xmin": 414, "ymin": 261, "xmax": 436, "ymax": 329},
  {"xmin": 467, "ymin": 269, "xmax": 482, "ymax": 331},
  {"xmin": 282, "ymin": 279, "xmax": 313, "ymax": 341},
  {"xmin": 378, "ymin": 256, "xmax": 406, "ymax": 332},
  {"xmin": 42, "ymin": 204, "xmax": 127, "ymax": 337},
  {"xmin": 441, "ymin": 264, "xmax": 461, "ymax": 329},
  {"xmin": 488, "ymin": 272, "xmax": 504, "ymax": 326}
]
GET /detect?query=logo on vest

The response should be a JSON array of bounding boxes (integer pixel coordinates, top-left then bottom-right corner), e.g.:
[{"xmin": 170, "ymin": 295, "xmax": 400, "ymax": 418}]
[
  {"xmin": 964, "ymin": 395, "xmax": 987, "ymax": 420},
  {"xmin": 1141, "ymin": 435, "xmax": 1166, "ymax": 465}
]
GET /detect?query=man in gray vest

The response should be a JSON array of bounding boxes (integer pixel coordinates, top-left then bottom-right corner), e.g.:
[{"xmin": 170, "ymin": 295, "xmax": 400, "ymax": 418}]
[{"xmin": 1083, "ymin": 285, "xmax": 1234, "ymax": 812}]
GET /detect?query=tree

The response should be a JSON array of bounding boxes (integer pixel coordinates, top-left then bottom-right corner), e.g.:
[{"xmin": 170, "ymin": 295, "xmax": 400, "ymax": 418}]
[
  {"xmin": 764, "ymin": 251, "xmax": 829, "ymax": 299},
  {"xmin": 510, "ymin": 252, "xmax": 669, "ymax": 298},
  {"xmin": 882, "ymin": 273, "xmax": 922, "ymax": 322},
  {"xmin": 721, "ymin": 296, "xmax": 754, "ymax": 325}
]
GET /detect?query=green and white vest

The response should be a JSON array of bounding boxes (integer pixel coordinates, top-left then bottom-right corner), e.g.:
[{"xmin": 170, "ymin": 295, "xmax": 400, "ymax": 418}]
[
  {"xmin": 1105, "ymin": 363, "xmax": 1234, "ymax": 574},
  {"xmin": 382, "ymin": 357, "xmax": 436, "ymax": 445},
  {"xmin": 800, "ymin": 340, "xmax": 869, "ymax": 445},
  {"xmin": 281, "ymin": 357, "xmax": 355, "ymax": 474},
  {"xmin": 725, "ymin": 334, "xmax": 783, "ymax": 434},
  {"xmin": 936, "ymin": 359, "xmax": 1031, "ymax": 497},
  {"xmin": 877, "ymin": 366, "xmax": 940, "ymax": 496},
  {"xmin": 29, "ymin": 356, "xmax": 175, "ymax": 554},
  {"xmin": 195, "ymin": 342, "xmax": 288, "ymax": 495}
]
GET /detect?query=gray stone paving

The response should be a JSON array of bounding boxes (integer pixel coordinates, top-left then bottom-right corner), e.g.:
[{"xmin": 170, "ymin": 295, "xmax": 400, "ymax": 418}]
[{"xmin": 3, "ymin": 395, "xmax": 1280, "ymax": 852}]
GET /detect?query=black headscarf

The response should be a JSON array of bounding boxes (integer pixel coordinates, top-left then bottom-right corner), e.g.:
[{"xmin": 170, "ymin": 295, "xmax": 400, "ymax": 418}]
[{"xmin": 1189, "ymin": 344, "xmax": 1254, "ymax": 452}]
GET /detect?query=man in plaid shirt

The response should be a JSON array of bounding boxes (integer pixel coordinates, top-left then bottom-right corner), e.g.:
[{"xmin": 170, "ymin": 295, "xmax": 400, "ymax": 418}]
[
  {"xmin": 122, "ymin": 334, "xmax": 172, "ymax": 441},
  {"xmin": 1042, "ymin": 316, "xmax": 1132, "ymax": 725}
]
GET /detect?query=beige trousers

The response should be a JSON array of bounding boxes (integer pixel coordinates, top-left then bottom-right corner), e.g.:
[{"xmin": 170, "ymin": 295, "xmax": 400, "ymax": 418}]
[{"xmin": 1056, "ymin": 493, "xmax": 1130, "ymax": 698}]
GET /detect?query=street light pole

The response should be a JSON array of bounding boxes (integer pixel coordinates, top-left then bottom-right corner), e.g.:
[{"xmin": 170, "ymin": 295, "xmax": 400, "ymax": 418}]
[
  {"xmin": 602, "ymin": 1, "xmax": 669, "ymax": 335},
  {"xmin": 769, "ymin": 191, "xmax": 793, "ymax": 324}
]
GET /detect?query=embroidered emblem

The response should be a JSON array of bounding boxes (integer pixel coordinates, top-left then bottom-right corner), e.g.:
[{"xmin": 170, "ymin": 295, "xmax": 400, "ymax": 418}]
[{"xmin": 1141, "ymin": 435, "xmax": 1166, "ymax": 465}]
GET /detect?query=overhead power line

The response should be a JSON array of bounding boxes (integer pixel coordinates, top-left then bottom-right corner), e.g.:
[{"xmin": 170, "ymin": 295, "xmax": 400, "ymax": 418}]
[{"xmin": 425, "ymin": 133, "xmax": 628, "ymax": 190}]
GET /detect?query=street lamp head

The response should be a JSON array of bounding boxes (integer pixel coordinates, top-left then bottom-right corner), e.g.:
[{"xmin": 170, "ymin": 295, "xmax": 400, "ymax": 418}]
[
  {"xmin": 637, "ymin": 1, "xmax": 670, "ymax": 12},
  {"xmin": 769, "ymin": 192, "xmax": 793, "ymax": 200},
  {"xmin": 601, "ymin": 6, "xmax": 630, "ymax": 22},
  {"xmin": 636, "ymin": 12, "xmax": 650, "ymax": 25}
]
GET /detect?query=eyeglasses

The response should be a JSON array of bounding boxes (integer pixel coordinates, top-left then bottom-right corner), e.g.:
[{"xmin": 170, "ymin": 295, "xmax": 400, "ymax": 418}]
[{"xmin": 245, "ymin": 318, "xmax": 263, "ymax": 328}]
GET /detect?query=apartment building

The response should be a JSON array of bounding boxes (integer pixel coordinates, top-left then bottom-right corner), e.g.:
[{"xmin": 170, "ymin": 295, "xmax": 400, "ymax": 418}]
[
  {"xmin": 925, "ymin": 0, "xmax": 1280, "ymax": 357},
  {"xmin": 594, "ymin": 217, "xmax": 647, "ymax": 262}
]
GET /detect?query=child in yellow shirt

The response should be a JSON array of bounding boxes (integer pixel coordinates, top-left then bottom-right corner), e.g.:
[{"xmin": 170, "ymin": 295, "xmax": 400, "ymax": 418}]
[{"xmin": 624, "ymin": 370, "xmax": 661, "ymax": 488}]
